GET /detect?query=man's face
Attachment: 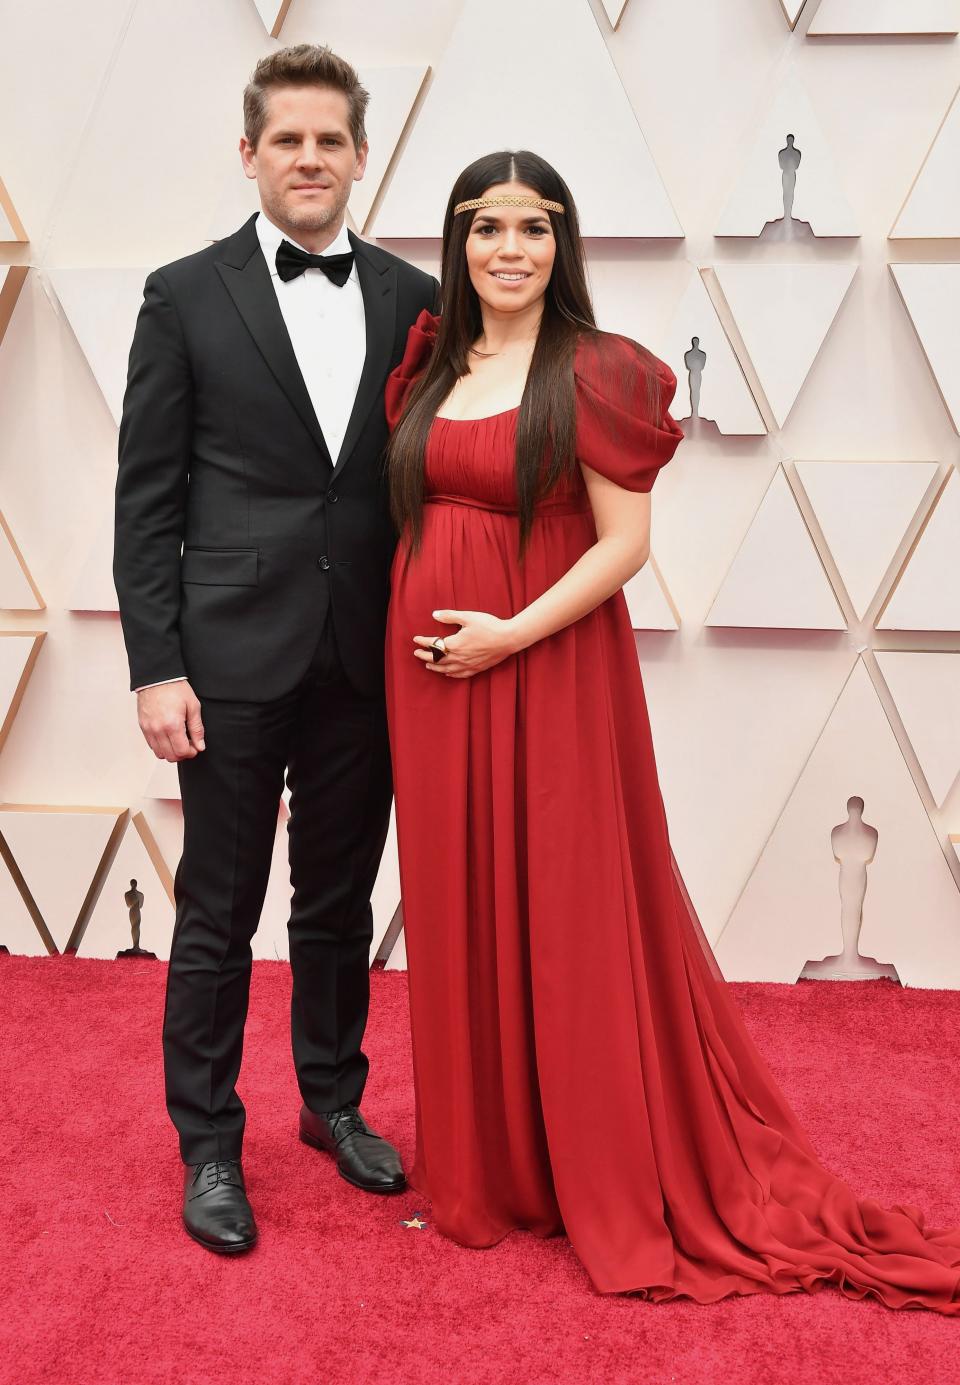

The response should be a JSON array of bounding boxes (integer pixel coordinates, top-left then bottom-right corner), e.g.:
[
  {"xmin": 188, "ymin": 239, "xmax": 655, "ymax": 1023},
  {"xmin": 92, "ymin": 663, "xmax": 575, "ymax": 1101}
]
[{"xmin": 240, "ymin": 84, "xmax": 368, "ymax": 238}]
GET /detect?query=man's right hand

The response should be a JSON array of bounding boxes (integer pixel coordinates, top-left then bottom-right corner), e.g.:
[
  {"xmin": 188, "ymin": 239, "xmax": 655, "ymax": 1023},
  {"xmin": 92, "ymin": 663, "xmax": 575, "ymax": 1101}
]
[{"xmin": 137, "ymin": 681, "xmax": 206, "ymax": 761}]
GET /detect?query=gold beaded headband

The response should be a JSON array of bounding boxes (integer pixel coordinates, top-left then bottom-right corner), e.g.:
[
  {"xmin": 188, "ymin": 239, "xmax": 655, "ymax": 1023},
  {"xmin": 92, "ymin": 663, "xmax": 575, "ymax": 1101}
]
[{"xmin": 453, "ymin": 195, "xmax": 565, "ymax": 216}]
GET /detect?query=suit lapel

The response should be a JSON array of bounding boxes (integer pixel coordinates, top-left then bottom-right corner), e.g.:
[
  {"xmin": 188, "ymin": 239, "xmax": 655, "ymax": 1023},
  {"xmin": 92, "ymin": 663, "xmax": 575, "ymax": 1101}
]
[
  {"xmin": 332, "ymin": 231, "xmax": 398, "ymax": 480},
  {"xmin": 214, "ymin": 216, "xmax": 332, "ymax": 464}
]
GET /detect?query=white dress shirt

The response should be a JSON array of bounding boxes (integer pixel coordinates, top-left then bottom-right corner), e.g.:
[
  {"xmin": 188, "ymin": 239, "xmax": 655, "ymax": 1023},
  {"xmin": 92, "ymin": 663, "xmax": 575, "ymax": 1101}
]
[{"xmin": 135, "ymin": 212, "xmax": 367, "ymax": 693}]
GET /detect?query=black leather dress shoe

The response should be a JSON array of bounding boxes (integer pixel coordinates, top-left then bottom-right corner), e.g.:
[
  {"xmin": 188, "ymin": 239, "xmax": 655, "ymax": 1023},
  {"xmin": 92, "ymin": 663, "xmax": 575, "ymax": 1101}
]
[
  {"xmin": 182, "ymin": 1159, "xmax": 258, "ymax": 1253},
  {"xmin": 299, "ymin": 1104, "xmax": 406, "ymax": 1194}
]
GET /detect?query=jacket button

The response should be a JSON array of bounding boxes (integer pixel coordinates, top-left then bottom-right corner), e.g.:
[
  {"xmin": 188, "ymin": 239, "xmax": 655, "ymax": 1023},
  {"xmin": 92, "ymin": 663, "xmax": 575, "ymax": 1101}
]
[
  {"xmin": 326, "ymin": 488, "xmax": 339, "ymax": 504},
  {"xmin": 318, "ymin": 556, "xmax": 331, "ymax": 571}
]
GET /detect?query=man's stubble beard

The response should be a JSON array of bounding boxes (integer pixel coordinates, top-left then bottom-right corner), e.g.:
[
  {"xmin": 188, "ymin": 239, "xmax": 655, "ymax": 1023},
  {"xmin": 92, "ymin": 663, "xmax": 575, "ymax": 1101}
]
[{"xmin": 263, "ymin": 182, "xmax": 352, "ymax": 237}]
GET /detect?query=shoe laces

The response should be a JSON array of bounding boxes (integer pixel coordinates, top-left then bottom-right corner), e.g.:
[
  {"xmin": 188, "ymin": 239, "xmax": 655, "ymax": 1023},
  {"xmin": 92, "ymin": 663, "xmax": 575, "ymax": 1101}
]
[
  {"xmin": 325, "ymin": 1106, "xmax": 367, "ymax": 1146},
  {"xmin": 191, "ymin": 1160, "xmax": 241, "ymax": 1195}
]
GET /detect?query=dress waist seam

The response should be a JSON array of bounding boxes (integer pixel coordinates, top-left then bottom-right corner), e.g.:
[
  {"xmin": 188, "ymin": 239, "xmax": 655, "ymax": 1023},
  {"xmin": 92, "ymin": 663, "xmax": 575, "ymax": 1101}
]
[{"xmin": 425, "ymin": 493, "xmax": 590, "ymax": 518}]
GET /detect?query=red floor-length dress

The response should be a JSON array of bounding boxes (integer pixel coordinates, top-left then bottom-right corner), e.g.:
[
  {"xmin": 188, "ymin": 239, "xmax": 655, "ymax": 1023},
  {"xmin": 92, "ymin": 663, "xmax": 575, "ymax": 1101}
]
[{"xmin": 384, "ymin": 309, "xmax": 960, "ymax": 1310}]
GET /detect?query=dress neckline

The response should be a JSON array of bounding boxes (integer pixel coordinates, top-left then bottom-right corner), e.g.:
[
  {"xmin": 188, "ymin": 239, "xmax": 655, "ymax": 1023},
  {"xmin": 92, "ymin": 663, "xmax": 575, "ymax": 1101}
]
[{"xmin": 434, "ymin": 405, "xmax": 521, "ymax": 423}]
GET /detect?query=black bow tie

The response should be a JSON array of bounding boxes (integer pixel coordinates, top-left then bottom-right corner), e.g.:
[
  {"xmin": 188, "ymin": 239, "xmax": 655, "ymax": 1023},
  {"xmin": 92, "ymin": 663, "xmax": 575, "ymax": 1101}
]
[{"xmin": 275, "ymin": 240, "xmax": 354, "ymax": 286}]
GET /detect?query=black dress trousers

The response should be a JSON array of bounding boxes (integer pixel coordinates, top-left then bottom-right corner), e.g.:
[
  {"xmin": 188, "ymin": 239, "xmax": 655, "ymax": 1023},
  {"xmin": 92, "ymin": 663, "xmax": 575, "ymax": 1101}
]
[{"xmin": 162, "ymin": 614, "xmax": 394, "ymax": 1163}]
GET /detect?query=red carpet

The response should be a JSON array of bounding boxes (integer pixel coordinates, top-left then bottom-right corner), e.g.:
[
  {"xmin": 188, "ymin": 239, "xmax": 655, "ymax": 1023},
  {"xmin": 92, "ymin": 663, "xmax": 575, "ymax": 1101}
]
[{"xmin": 1, "ymin": 957, "xmax": 958, "ymax": 1385}]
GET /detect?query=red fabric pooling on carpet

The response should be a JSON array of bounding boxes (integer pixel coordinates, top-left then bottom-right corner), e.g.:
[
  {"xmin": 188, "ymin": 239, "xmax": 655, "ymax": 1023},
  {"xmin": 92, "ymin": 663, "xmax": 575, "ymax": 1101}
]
[{"xmin": 1, "ymin": 958, "xmax": 958, "ymax": 1384}]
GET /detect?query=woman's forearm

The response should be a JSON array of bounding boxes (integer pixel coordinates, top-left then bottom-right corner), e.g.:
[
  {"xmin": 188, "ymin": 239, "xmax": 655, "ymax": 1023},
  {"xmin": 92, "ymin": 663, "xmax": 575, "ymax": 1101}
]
[{"xmin": 506, "ymin": 535, "xmax": 649, "ymax": 654}]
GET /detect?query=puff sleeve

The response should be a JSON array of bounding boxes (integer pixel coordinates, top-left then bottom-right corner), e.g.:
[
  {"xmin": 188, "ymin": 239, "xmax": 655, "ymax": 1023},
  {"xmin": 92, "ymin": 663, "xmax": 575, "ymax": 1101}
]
[
  {"xmin": 573, "ymin": 331, "xmax": 684, "ymax": 493},
  {"xmin": 384, "ymin": 308, "xmax": 440, "ymax": 431}
]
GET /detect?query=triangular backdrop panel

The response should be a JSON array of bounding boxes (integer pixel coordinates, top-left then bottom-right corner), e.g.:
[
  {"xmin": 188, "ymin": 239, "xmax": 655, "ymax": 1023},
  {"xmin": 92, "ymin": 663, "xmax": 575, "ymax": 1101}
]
[
  {"xmin": 253, "ymin": 0, "xmax": 292, "ymax": 38},
  {"xmin": 890, "ymin": 264, "xmax": 960, "ymax": 431},
  {"xmin": 0, "ymin": 175, "xmax": 27, "ymax": 242},
  {"xmin": 0, "ymin": 266, "xmax": 28, "ymax": 346},
  {"xmin": 716, "ymin": 74, "xmax": 859, "ymax": 237},
  {"xmin": 794, "ymin": 460, "xmax": 940, "ymax": 618},
  {"xmin": 875, "ymin": 651, "xmax": 960, "ymax": 807},
  {"xmin": 74, "ymin": 812, "xmax": 175, "ymax": 958},
  {"xmin": 892, "ymin": 84, "xmax": 960, "ymax": 237},
  {"xmin": 0, "ymin": 806, "xmax": 126, "ymax": 952},
  {"xmin": 0, "ymin": 632, "xmax": 45, "ymax": 754},
  {"xmin": 352, "ymin": 66, "xmax": 431, "ymax": 231},
  {"xmin": 878, "ymin": 467, "xmax": 960, "ymax": 630},
  {"xmin": 0, "ymin": 510, "xmax": 43, "ymax": 611},
  {"xmin": 208, "ymin": 66, "xmax": 430, "ymax": 240},
  {"xmin": 69, "ymin": 510, "xmax": 118, "ymax": 612},
  {"xmin": 623, "ymin": 558, "xmax": 680, "ymax": 630},
  {"xmin": 600, "ymin": 0, "xmax": 630, "ymax": 25},
  {"xmin": 143, "ymin": 756, "xmax": 181, "ymax": 800},
  {"xmin": 374, "ymin": 0, "xmax": 683, "ymax": 238},
  {"xmin": 48, "ymin": 269, "xmax": 152, "ymax": 426},
  {"xmin": 712, "ymin": 263, "xmax": 856, "ymax": 427},
  {"xmin": 705, "ymin": 466, "xmax": 846, "ymax": 629},
  {"xmin": 779, "ymin": 0, "xmax": 809, "ymax": 27},
  {"xmin": 0, "ymin": 854, "xmax": 52, "ymax": 955},
  {"xmin": 810, "ymin": 1, "xmax": 959, "ymax": 34},
  {"xmin": 665, "ymin": 269, "xmax": 766, "ymax": 434},
  {"xmin": 716, "ymin": 659, "xmax": 960, "ymax": 987}
]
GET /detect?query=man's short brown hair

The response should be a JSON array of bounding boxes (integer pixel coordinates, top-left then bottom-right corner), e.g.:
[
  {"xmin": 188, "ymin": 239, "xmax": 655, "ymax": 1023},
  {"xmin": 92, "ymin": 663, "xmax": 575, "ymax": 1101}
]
[{"xmin": 243, "ymin": 44, "xmax": 369, "ymax": 151}]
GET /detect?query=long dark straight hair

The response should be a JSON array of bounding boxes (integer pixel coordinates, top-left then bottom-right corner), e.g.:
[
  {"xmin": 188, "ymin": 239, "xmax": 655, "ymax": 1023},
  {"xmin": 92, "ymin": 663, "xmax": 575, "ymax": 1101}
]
[{"xmin": 387, "ymin": 150, "xmax": 600, "ymax": 554}]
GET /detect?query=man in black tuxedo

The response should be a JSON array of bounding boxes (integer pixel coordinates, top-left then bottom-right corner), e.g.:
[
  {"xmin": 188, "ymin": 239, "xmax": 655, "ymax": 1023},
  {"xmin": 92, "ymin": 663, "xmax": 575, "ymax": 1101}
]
[{"xmin": 114, "ymin": 44, "xmax": 438, "ymax": 1253}]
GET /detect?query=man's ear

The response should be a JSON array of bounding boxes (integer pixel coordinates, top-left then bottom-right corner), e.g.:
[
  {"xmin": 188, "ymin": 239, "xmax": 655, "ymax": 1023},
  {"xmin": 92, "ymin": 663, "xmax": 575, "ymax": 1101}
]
[
  {"xmin": 239, "ymin": 136, "xmax": 257, "ymax": 181},
  {"xmin": 353, "ymin": 139, "xmax": 369, "ymax": 182}
]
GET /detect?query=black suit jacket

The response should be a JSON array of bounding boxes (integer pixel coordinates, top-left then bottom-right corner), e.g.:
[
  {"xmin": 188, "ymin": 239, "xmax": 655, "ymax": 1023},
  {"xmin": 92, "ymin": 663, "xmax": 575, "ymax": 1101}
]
[{"xmin": 114, "ymin": 215, "xmax": 437, "ymax": 701}]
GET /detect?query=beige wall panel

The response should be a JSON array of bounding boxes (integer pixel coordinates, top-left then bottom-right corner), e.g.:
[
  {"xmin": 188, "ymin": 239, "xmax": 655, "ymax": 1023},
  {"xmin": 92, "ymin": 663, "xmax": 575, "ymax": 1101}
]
[
  {"xmin": 891, "ymin": 84, "xmax": 960, "ymax": 237},
  {"xmin": 40, "ymin": 0, "xmax": 271, "ymax": 266},
  {"xmin": 600, "ymin": 0, "xmax": 630, "ymax": 25},
  {"xmin": 705, "ymin": 467, "xmax": 846, "ymax": 630},
  {"xmin": 0, "ymin": 633, "xmax": 45, "ymax": 755},
  {"xmin": 0, "ymin": 855, "xmax": 52, "ymax": 956},
  {"xmin": 253, "ymin": 0, "xmax": 293, "ymax": 38},
  {"xmin": 69, "ymin": 512, "xmax": 119, "ymax": 613},
  {"xmin": 0, "ymin": 267, "xmax": 28, "ymax": 345},
  {"xmin": 0, "ymin": 805, "xmax": 126, "ymax": 952},
  {"xmin": 665, "ymin": 269, "xmax": 766, "ymax": 435},
  {"xmin": 0, "ymin": 509, "xmax": 44, "ymax": 612},
  {"xmin": 74, "ymin": 811, "xmax": 175, "ymax": 959},
  {"xmin": 0, "ymin": 0, "xmax": 133, "ymax": 247},
  {"xmin": 623, "ymin": 560, "xmax": 680, "ymax": 631},
  {"xmin": 640, "ymin": 642, "xmax": 858, "ymax": 948},
  {"xmin": 794, "ymin": 461, "xmax": 940, "ymax": 619},
  {"xmin": 144, "ymin": 758, "xmax": 181, "ymax": 801},
  {"xmin": 780, "ymin": 0, "xmax": 809, "ymax": 26},
  {"xmin": 877, "ymin": 467, "xmax": 960, "ymax": 631},
  {"xmin": 809, "ymin": 1, "xmax": 960, "ymax": 34},
  {"xmin": 47, "ymin": 269, "xmax": 151, "ymax": 427},
  {"xmin": 875, "ymin": 652, "xmax": 960, "ymax": 807},
  {"xmin": 385, "ymin": 923, "xmax": 407, "ymax": 971},
  {"xmin": 716, "ymin": 659, "xmax": 960, "ymax": 987},
  {"xmin": 0, "ymin": 175, "xmax": 27, "ymax": 243},
  {"xmin": 373, "ymin": 0, "xmax": 683, "ymax": 238},
  {"xmin": 890, "ymin": 264, "xmax": 960, "ymax": 432},
  {"xmin": 716, "ymin": 75, "xmax": 859, "ymax": 236},
  {"xmin": 712, "ymin": 264, "xmax": 857, "ymax": 428}
]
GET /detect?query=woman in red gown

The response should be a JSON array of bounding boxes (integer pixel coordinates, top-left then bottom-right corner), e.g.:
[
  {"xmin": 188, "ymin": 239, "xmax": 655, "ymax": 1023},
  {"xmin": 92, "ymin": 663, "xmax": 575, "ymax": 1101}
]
[{"xmin": 383, "ymin": 150, "xmax": 960, "ymax": 1309}]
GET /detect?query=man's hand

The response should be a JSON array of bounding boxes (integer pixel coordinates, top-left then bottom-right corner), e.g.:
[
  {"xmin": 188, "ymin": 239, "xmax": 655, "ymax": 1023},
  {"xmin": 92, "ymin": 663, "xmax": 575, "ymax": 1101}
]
[{"xmin": 137, "ymin": 681, "xmax": 205, "ymax": 761}]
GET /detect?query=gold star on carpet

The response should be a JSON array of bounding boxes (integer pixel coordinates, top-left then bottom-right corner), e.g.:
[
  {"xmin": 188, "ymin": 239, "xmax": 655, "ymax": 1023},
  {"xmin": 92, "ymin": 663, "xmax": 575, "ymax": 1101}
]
[{"xmin": 400, "ymin": 1213, "xmax": 428, "ymax": 1229}]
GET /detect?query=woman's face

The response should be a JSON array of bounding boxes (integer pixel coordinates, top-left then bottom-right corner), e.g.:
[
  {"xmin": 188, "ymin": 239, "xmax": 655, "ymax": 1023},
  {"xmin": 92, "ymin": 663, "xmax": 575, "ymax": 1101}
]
[{"xmin": 463, "ymin": 181, "xmax": 557, "ymax": 318}]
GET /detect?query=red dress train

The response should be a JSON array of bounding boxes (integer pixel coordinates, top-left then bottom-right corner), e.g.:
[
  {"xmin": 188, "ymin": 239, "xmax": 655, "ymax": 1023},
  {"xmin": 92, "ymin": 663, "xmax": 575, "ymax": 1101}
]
[{"xmin": 383, "ymin": 310, "xmax": 960, "ymax": 1310}]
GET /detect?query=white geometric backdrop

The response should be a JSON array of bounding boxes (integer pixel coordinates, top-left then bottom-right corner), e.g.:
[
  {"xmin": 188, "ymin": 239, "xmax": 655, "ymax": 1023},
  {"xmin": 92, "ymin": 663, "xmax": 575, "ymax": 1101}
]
[{"xmin": 0, "ymin": 0, "xmax": 958, "ymax": 985}]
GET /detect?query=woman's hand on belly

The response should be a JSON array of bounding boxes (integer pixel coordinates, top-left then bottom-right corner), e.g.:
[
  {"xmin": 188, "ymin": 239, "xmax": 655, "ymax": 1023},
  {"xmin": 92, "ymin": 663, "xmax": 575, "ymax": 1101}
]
[{"xmin": 413, "ymin": 608, "xmax": 521, "ymax": 679}]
